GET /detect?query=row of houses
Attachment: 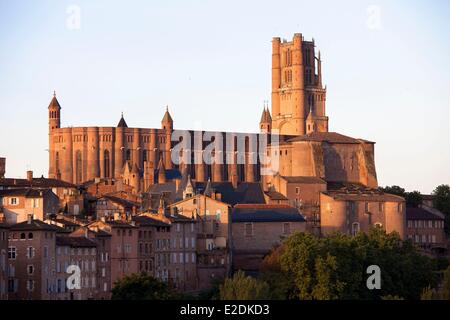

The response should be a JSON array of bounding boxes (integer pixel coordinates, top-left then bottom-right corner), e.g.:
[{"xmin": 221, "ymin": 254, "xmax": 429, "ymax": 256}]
[{"xmin": 0, "ymin": 171, "xmax": 447, "ymax": 299}]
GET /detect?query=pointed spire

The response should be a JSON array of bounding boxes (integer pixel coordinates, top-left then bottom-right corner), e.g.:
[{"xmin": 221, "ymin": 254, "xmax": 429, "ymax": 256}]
[
  {"xmin": 117, "ymin": 113, "xmax": 128, "ymax": 128},
  {"xmin": 161, "ymin": 106, "xmax": 173, "ymax": 124},
  {"xmin": 259, "ymin": 100, "xmax": 271, "ymax": 124},
  {"xmin": 204, "ymin": 178, "xmax": 212, "ymax": 197},
  {"xmin": 259, "ymin": 107, "xmax": 267, "ymax": 124},
  {"xmin": 265, "ymin": 106, "xmax": 272, "ymax": 122},
  {"xmin": 48, "ymin": 91, "xmax": 61, "ymax": 109},
  {"xmin": 157, "ymin": 158, "xmax": 166, "ymax": 184},
  {"xmin": 307, "ymin": 105, "xmax": 314, "ymax": 120}
]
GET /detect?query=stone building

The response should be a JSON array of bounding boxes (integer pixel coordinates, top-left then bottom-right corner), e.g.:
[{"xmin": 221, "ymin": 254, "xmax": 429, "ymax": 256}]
[
  {"xmin": 406, "ymin": 206, "xmax": 446, "ymax": 250},
  {"xmin": 86, "ymin": 219, "xmax": 138, "ymax": 289},
  {"xmin": 70, "ymin": 225, "xmax": 112, "ymax": 299},
  {"xmin": 132, "ymin": 214, "xmax": 170, "ymax": 276},
  {"xmin": 55, "ymin": 236, "xmax": 97, "ymax": 300},
  {"xmin": 231, "ymin": 204, "xmax": 306, "ymax": 272},
  {"xmin": 95, "ymin": 195, "xmax": 140, "ymax": 220},
  {"xmin": 0, "ymin": 171, "xmax": 83, "ymax": 215},
  {"xmin": 7, "ymin": 217, "xmax": 58, "ymax": 300},
  {"xmin": 0, "ymin": 188, "xmax": 60, "ymax": 224},
  {"xmin": 168, "ymin": 184, "xmax": 232, "ymax": 290},
  {"xmin": 320, "ymin": 183, "xmax": 406, "ymax": 239}
]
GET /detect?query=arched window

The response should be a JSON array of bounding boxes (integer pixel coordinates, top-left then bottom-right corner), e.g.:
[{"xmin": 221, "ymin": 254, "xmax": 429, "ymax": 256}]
[
  {"xmin": 104, "ymin": 150, "xmax": 110, "ymax": 178},
  {"xmin": 75, "ymin": 150, "xmax": 82, "ymax": 183},
  {"xmin": 126, "ymin": 149, "xmax": 131, "ymax": 161},
  {"xmin": 374, "ymin": 222, "xmax": 383, "ymax": 229},
  {"xmin": 28, "ymin": 233, "xmax": 33, "ymax": 240},
  {"xmin": 351, "ymin": 222, "xmax": 360, "ymax": 236},
  {"xmin": 20, "ymin": 233, "xmax": 26, "ymax": 240}
]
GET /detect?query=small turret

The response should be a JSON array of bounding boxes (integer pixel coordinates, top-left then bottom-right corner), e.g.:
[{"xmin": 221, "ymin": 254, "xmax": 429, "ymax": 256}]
[
  {"xmin": 48, "ymin": 91, "xmax": 61, "ymax": 131},
  {"xmin": 157, "ymin": 158, "xmax": 166, "ymax": 184},
  {"xmin": 204, "ymin": 178, "xmax": 212, "ymax": 197},
  {"xmin": 161, "ymin": 106, "xmax": 173, "ymax": 131},
  {"xmin": 259, "ymin": 102, "xmax": 272, "ymax": 133},
  {"xmin": 183, "ymin": 174, "xmax": 194, "ymax": 199},
  {"xmin": 306, "ymin": 106, "xmax": 315, "ymax": 135},
  {"xmin": 117, "ymin": 113, "xmax": 128, "ymax": 128}
]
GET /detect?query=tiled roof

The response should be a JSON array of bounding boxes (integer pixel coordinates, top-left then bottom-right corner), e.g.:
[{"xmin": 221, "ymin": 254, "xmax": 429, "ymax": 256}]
[
  {"xmin": 0, "ymin": 222, "xmax": 9, "ymax": 229},
  {"xmin": 406, "ymin": 207, "xmax": 444, "ymax": 221},
  {"xmin": 102, "ymin": 220, "xmax": 138, "ymax": 228},
  {"xmin": 48, "ymin": 95, "xmax": 61, "ymax": 108},
  {"xmin": 265, "ymin": 190, "xmax": 288, "ymax": 201},
  {"xmin": 56, "ymin": 236, "xmax": 97, "ymax": 248},
  {"xmin": 0, "ymin": 177, "xmax": 77, "ymax": 188},
  {"xmin": 0, "ymin": 188, "xmax": 54, "ymax": 198},
  {"xmin": 282, "ymin": 176, "xmax": 326, "ymax": 184},
  {"xmin": 287, "ymin": 132, "xmax": 374, "ymax": 144},
  {"xmin": 232, "ymin": 205, "xmax": 306, "ymax": 222},
  {"xmin": 324, "ymin": 181, "xmax": 404, "ymax": 202},
  {"xmin": 10, "ymin": 219, "xmax": 60, "ymax": 231},
  {"xmin": 323, "ymin": 191, "xmax": 404, "ymax": 202},
  {"xmin": 100, "ymin": 194, "xmax": 139, "ymax": 208},
  {"xmin": 132, "ymin": 215, "xmax": 170, "ymax": 227}
]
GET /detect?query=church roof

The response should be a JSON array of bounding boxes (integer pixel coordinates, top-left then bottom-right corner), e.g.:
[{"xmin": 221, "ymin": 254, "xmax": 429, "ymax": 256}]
[
  {"xmin": 117, "ymin": 114, "xmax": 128, "ymax": 128},
  {"xmin": 48, "ymin": 94, "xmax": 61, "ymax": 109},
  {"xmin": 259, "ymin": 107, "xmax": 272, "ymax": 123},
  {"xmin": 161, "ymin": 106, "xmax": 173, "ymax": 123},
  {"xmin": 288, "ymin": 132, "xmax": 374, "ymax": 144}
]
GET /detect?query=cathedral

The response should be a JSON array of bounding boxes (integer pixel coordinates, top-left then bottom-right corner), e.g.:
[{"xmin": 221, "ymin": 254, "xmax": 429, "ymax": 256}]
[{"xmin": 47, "ymin": 33, "xmax": 405, "ymax": 238}]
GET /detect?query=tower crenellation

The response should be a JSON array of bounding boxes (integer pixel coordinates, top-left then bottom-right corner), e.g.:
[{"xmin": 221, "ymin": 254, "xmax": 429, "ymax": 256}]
[{"xmin": 271, "ymin": 34, "xmax": 328, "ymax": 135}]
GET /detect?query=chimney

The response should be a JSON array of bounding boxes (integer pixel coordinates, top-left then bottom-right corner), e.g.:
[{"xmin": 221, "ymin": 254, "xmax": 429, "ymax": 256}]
[
  {"xmin": 27, "ymin": 170, "xmax": 33, "ymax": 182},
  {"xmin": 27, "ymin": 214, "xmax": 33, "ymax": 224},
  {"xmin": 215, "ymin": 192, "xmax": 222, "ymax": 202},
  {"xmin": 84, "ymin": 228, "xmax": 89, "ymax": 238}
]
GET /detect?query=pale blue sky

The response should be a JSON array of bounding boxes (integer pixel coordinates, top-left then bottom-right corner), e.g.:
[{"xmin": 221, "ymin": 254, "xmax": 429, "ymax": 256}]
[{"xmin": 0, "ymin": 0, "xmax": 449, "ymax": 193}]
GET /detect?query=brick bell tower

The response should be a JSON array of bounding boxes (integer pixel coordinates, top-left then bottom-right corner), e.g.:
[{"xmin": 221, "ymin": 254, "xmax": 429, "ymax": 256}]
[
  {"xmin": 271, "ymin": 33, "xmax": 328, "ymax": 135},
  {"xmin": 48, "ymin": 91, "xmax": 61, "ymax": 179}
]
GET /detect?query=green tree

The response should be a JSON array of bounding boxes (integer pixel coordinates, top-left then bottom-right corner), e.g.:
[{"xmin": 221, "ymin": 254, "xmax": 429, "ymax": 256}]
[
  {"xmin": 219, "ymin": 271, "xmax": 270, "ymax": 300},
  {"xmin": 406, "ymin": 191, "xmax": 423, "ymax": 208},
  {"xmin": 260, "ymin": 245, "xmax": 296, "ymax": 300},
  {"xmin": 432, "ymin": 184, "xmax": 450, "ymax": 234},
  {"xmin": 112, "ymin": 273, "xmax": 175, "ymax": 300},
  {"xmin": 264, "ymin": 229, "xmax": 436, "ymax": 300},
  {"xmin": 379, "ymin": 185, "xmax": 406, "ymax": 198}
]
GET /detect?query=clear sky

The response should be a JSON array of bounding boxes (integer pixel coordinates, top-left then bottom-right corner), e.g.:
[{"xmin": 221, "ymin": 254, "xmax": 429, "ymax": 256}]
[{"xmin": 0, "ymin": 0, "xmax": 449, "ymax": 193}]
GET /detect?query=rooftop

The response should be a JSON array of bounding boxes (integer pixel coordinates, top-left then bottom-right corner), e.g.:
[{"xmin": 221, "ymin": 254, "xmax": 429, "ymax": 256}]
[
  {"xmin": 56, "ymin": 236, "xmax": 97, "ymax": 248},
  {"xmin": 232, "ymin": 205, "xmax": 306, "ymax": 223},
  {"xmin": 406, "ymin": 207, "xmax": 444, "ymax": 221},
  {"xmin": 0, "ymin": 177, "xmax": 77, "ymax": 189}
]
